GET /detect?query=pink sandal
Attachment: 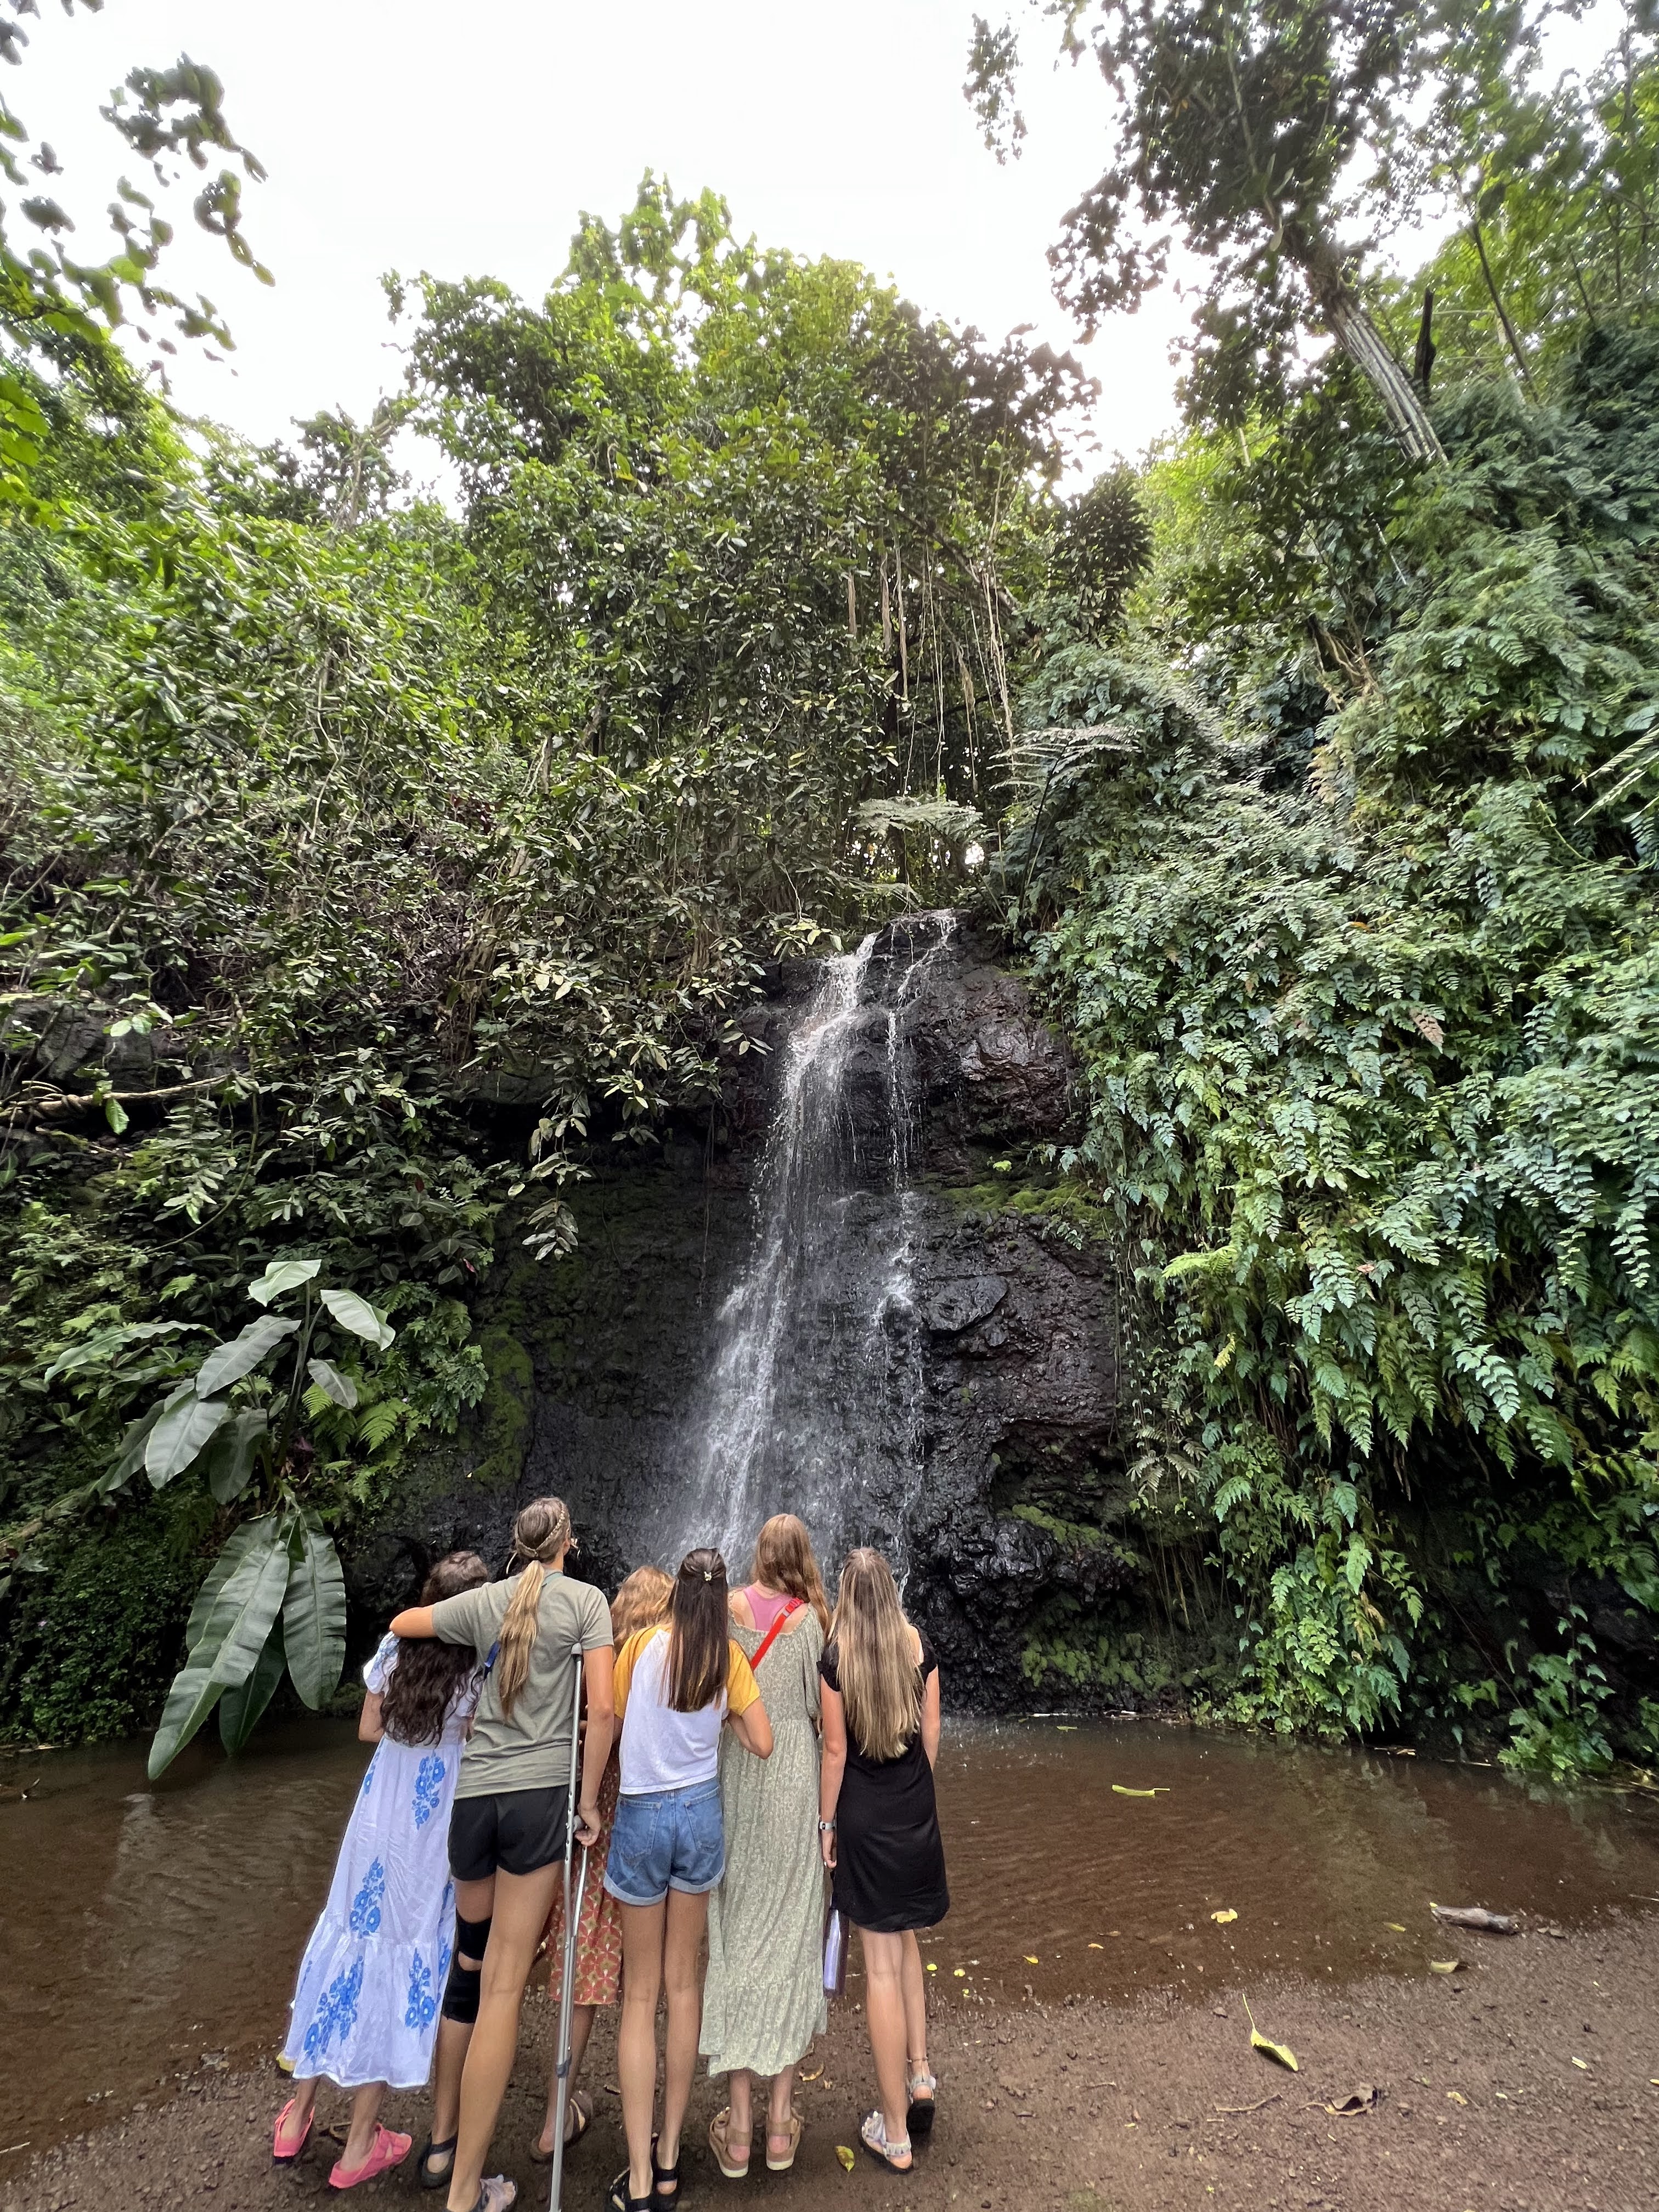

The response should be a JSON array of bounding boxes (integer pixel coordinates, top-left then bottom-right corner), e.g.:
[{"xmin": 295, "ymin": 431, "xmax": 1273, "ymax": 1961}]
[
  {"xmin": 272, "ymin": 2097, "xmax": 313, "ymax": 2166},
  {"xmin": 328, "ymin": 2124, "xmax": 413, "ymax": 2190}
]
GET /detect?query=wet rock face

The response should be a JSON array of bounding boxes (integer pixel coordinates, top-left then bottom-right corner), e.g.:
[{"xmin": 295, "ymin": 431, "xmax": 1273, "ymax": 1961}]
[{"xmin": 348, "ymin": 914, "xmax": 1122, "ymax": 1708}]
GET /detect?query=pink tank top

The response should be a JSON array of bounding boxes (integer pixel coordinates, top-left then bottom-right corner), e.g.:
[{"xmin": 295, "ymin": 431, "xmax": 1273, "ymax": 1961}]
[{"xmin": 744, "ymin": 1584, "xmax": 796, "ymax": 1633}]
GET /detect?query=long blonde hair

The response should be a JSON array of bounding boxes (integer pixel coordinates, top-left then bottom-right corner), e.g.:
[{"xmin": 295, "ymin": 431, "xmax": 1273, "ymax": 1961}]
[
  {"xmin": 494, "ymin": 1496, "xmax": 572, "ymax": 1719},
  {"xmin": 612, "ymin": 1564, "xmax": 673, "ymax": 1644},
  {"xmin": 750, "ymin": 1513, "xmax": 830, "ymax": 1634},
  {"xmin": 829, "ymin": 1547, "xmax": 921, "ymax": 1762}
]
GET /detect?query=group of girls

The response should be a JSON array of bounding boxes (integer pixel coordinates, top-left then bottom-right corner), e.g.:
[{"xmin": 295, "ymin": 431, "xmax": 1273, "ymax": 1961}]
[{"xmin": 273, "ymin": 1499, "xmax": 949, "ymax": 2211}]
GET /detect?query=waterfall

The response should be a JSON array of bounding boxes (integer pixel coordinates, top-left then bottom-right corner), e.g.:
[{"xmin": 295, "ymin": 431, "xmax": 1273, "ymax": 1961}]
[{"xmin": 679, "ymin": 912, "xmax": 956, "ymax": 1579}]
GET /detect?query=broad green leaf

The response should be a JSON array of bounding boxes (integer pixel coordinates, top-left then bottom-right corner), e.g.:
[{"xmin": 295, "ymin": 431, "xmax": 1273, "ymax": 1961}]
[
  {"xmin": 144, "ymin": 1392, "xmax": 232, "ymax": 1487},
  {"xmin": 218, "ymin": 1618, "xmax": 286, "ymax": 1754},
  {"xmin": 201, "ymin": 1407, "xmax": 269, "ymax": 1504},
  {"xmin": 283, "ymin": 1512, "xmax": 347, "ymax": 1709},
  {"xmin": 99, "ymin": 1389, "xmax": 184, "ymax": 1494},
  {"xmin": 44, "ymin": 1321, "xmax": 196, "ymax": 1386},
  {"xmin": 104, "ymin": 1094, "xmax": 129, "ymax": 1134},
  {"xmin": 146, "ymin": 1651, "xmax": 227, "ymax": 1782},
  {"xmin": 195, "ymin": 1314, "xmax": 298, "ymax": 1398},
  {"xmin": 185, "ymin": 1518, "xmax": 273, "ymax": 1650},
  {"xmin": 307, "ymin": 1357, "xmax": 358, "ymax": 1409},
  {"xmin": 249, "ymin": 1257, "xmax": 322, "ymax": 1307},
  {"xmin": 320, "ymin": 1287, "xmax": 395, "ymax": 1351},
  {"xmin": 1110, "ymin": 1784, "xmax": 1169, "ymax": 1798},
  {"xmin": 150, "ymin": 1520, "xmax": 290, "ymax": 1777}
]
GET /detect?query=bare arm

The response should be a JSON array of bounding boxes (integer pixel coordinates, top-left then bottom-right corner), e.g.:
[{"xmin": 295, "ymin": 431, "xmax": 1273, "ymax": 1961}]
[
  {"xmin": 920, "ymin": 1665, "xmax": 941, "ymax": 1769},
  {"xmin": 575, "ymin": 1644, "xmax": 614, "ymax": 1848},
  {"xmin": 819, "ymin": 1680, "xmax": 847, "ymax": 1867},
  {"xmin": 388, "ymin": 1605, "xmax": 435, "ymax": 1639},
  {"xmin": 729, "ymin": 1694, "xmax": 773, "ymax": 1759},
  {"xmin": 358, "ymin": 1689, "xmax": 385, "ymax": 1745}
]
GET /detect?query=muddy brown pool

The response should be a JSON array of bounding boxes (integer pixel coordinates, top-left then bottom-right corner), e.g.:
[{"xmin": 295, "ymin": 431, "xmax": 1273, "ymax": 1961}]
[{"xmin": 4, "ymin": 1716, "xmax": 1657, "ymax": 2166}]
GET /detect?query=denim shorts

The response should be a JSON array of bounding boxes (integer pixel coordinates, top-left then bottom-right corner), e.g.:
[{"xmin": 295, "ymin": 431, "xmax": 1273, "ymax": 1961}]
[{"xmin": 603, "ymin": 1779, "xmax": 725, "ymax": 1906}]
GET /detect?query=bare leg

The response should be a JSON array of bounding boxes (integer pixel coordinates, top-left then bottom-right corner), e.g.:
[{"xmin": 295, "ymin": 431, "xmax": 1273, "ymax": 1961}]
[
  {"xmin": 430, "ymin": 2015, "xmax": 473, "ymax": 2151},
  {"xmin": 724, "ymin": 2067, "xmax": 754, "ymax": 2166},
  {"xmin": 618, "ymin": 1900, "xmax": 667, "ymax": 2201},
  {"xmin": 859, "ymin": 1928, "xmax": 912, "ymax": 2151},
  {"xmin": 339, "ymin": 2082, "xmax": 389, "ymax": 2170},
  {"xmin": 446, "ymin": 1864, "xmax": 562, "ymax": 2212},
  {"xmin": 765, "ymin": 2062, "xmax": 797, "ymax": 2162},
  {"xmin": 656, "ymin": 1887, "xmax": 709, "ymax": 2191},
  {"xmin": 537, "ymin": 2003, "xmax": 597, "ymax": 2156},
  {"xmin": 900, "ymin": 1931, "xmax": 932, "ymax": 2095},
  {"xmin": 275, "ymin": 2074, "xmax": 318, "ymax": 2155}
]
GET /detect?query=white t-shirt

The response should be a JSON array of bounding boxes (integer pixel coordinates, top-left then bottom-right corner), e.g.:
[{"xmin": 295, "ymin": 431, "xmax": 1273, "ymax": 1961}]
[{"xmin": 614, "ymin": 1625, "xmax": 760, "ymax": 1797}]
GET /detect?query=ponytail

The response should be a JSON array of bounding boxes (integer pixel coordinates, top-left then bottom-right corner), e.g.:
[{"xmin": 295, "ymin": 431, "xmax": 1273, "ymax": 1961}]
[{"xmin": 494, "ymin": 1496, "xmax": 572, "ymax": 1719}]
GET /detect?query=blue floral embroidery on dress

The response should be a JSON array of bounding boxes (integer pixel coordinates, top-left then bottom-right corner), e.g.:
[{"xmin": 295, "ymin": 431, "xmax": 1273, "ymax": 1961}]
[
  {"xmin": 412, "ymin": 1753, "xmax": 445, "ymax": 1830},
  {"xmin": 302, "ymin": 1959, "xmax": 363, "ymax": 2061},
  {"xmin": 348, "ymin": 1858, "xmax": 386, "ymax": 1936},
  {"xmin": 359, "ymin": 1749, "xmax": 377, "ymax": 1800},
  {"xmin": 404, "ymin": 1949, "xmax": 437, "ymax": 2031}
]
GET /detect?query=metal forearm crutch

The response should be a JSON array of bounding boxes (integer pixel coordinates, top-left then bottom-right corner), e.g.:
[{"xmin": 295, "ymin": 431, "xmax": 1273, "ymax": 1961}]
[{"xmin": 548, "ymin": 1637, "xmax": 590, "ymax": 2212}]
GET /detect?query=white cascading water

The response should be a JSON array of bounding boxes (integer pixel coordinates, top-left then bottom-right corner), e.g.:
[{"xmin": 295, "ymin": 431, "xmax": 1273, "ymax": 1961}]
[{"xmin": 679, "ymin": 912, "xmax": 956, "ymax": 1580}]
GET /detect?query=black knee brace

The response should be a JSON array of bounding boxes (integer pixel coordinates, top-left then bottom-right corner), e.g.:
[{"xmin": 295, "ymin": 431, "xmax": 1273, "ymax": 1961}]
[{"xmin": 442, "ymin": 1912, "xmax": 492, "ymax": 2024}]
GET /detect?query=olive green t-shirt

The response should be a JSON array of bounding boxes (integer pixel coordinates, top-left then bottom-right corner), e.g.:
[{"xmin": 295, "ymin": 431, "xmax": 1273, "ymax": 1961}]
[{"xmin": 430, "ymin": 1568, "xmax": 612, "ymax": 1799}]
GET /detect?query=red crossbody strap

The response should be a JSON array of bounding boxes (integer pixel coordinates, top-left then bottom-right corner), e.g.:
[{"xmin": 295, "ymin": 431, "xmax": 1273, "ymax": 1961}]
[{"xmin": 748, "ymin": 1596, "xmax": 804, "ymax": 1672}]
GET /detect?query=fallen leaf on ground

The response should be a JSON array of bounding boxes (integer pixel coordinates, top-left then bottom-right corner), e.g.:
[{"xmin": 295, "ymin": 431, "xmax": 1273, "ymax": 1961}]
[
  {"xmin": 1571, "ymin": 2057, "xmax": 1589, "ymax": 2072},
  {"xmin": 1025, "ymin": 1954, "xmax": 1040, "ymax": 1963},
  {"xmin": 834, "ymin": 2144, "xmax": 855, "ymax": 2171},
  {"xmin": 1321, "ymin": 2085, "xmax": 1380, "ymax": 2117},
  {"xmin": 1111, "ymin": 1784, "xmax": 1170, "ymax": 1797},
  {"xmin": 953, "ymin": 1967, "xmax": 966, "ymax": 1977},
  {"xmin": 1447, "ymin": 2090, "xmax": 1468, "ymax": 2106},
  {"xmin": 1088, "ymin": 1942, "xmax": 1104, "ymax": 1949},
  {"xmin": 1429, "ymin": 1960, "xmax": 1462, "ymax": 1974},
  {"xmin": 1385, "ymin": 1922, "xmax": 1407, "ymax": 1933},
  {"xmin": 798, "ymin": 2064, "xmax": 823, "ymax": 2083},
  {"xmin": 925, "ymin": 1962, "xmax": 937, "ymax": 1973},
  {"xmin": 1211, "ymin": 1909, "xmax": 1238, "ymax": 1925},
  {"xmin": 1243, "ymin": 1995, "xmax": 1298, "ymax": 2072}
]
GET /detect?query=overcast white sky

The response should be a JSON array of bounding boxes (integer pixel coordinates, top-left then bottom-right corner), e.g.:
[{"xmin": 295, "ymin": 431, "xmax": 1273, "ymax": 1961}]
[
  {"xmin": 15, "ymin": 1, "xmax": 1623, "ymax": 489},
  {"xmin": 16, "ymin": 0, "xmax": 1192, "ymax": 487}
]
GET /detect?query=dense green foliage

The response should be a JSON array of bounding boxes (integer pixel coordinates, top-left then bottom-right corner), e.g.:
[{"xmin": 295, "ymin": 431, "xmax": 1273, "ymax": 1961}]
[
  {"xmin": 0, "ymin": 172, "xmax": 1086, "ymax": 1740},
  {"xmin": 3, "ymin": 5, "xmax": 1657, "ymax": 1780},
  {"xmin": 990, "ymin": 0, "xmax": 1659, "ymax": 1767}
]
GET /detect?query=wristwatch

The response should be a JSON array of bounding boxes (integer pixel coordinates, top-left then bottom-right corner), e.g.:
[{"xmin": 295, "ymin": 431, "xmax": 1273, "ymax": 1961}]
[{"xmin": 817, "ymin": 1818, "xmax": 837, "ymax": 1832}]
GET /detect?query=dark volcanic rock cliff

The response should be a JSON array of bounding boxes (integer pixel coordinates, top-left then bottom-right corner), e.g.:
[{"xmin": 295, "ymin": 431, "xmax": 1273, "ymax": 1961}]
[{"xmin": 348, "ymin": 915, "xmax": 1127, "ymax": 1707}]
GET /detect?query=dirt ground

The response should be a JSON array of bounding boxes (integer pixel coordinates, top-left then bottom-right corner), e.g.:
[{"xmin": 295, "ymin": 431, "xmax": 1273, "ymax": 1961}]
[{"xmin": 5, "ymin": 1916, "xmax": 1657, "ymax": 2212}]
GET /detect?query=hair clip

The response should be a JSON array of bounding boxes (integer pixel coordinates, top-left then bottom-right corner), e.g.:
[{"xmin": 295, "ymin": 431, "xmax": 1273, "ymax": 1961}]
[{"xmin": 703, "ymin": 1567, "xmax": 713, "ymax": 1581}]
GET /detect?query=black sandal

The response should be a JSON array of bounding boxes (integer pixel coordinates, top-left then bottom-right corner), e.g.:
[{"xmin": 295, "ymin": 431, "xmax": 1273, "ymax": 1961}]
[
  {"xmin": 530, "ymin": 2090, "xmax": 592, "ymax": 2162},
  {"xmin": 650, "ymin": 2135, "xmax": 681, "ymax": 2207},
  {"xmin": 416, "ymin": 2134, "xmax": 457, "ymax": 2190},
  {"xmin": 607, "ymin": 2170, "xmax": 654, "ymax": 2212}
]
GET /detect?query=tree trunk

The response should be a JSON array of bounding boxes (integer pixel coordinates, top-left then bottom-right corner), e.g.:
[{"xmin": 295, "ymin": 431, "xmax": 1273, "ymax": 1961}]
[
  {"xmin": 1295, "ymin": 228, "xmax": 1445, "ymax": 464},
  {"xmin": 1323, "ymin": 287, "xmax": 1446, "ymax": 463}
]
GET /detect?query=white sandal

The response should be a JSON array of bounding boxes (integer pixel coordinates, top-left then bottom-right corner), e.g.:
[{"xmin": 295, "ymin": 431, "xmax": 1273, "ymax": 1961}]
[
  {"xmin": 906, "ymin": 2065, "xmax": 938, "ymax": 2138},
  {"xmin": 858, "ymin": 2109, "xmax": 912, "ymax": 2172}
]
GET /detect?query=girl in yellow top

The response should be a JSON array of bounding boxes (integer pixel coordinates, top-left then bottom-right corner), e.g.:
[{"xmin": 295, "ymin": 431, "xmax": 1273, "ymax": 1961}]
[{"xmin": 604, "ymin": 1548, "xmax": 772, "ymax": 2212}]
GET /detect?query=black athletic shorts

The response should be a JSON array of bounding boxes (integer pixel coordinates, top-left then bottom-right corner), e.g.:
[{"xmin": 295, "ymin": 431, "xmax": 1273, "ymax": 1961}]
[{"xmin": 448, "ymin": 1784, "xmax": 568, "ymax": 1881}]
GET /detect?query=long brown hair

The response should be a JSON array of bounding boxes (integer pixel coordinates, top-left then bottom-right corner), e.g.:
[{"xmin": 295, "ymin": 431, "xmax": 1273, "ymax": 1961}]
[
  {"xmin": 749, "ymin": 1513, "xmax": 830, "ymax": 1633},
  {"xmin": 494, "ymin": 1496, "xmax": 573, "ymax": 1720},
  {"xmin": 612, "ymin": 1564, "xmax": 673, "ymax": 1644},
  {"xmin": 667, "ymin": 1547, "xmax": 729, "ymax": 1713},
  {"xmin": 829, "ymin": 1547, "xmax": 921, "ymax": 1762},
  {"xmin": 380, "ymin": 1552, "xmax": 489, "ymax": 1746}
]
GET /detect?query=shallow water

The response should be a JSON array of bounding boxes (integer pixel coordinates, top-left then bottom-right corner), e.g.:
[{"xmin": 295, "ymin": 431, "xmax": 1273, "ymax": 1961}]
[{"xmin": 3, "ymin": 1715, "xmax": 1656, "ymax": 2165}]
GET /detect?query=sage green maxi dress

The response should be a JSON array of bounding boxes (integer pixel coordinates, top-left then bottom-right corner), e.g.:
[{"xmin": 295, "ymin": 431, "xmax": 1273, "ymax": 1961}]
[{"xmin": 700, "ymin": 1606, "xmax": 828, "ymax": 2080}]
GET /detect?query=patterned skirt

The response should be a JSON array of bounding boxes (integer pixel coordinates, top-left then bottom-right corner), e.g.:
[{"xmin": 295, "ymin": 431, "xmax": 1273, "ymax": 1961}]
[
  {"xmin": 544, "ymin": 1754, "xmax": 623, "ymax": 2007},
  {"xmin": 280, "ymin": 1728, "xmax": 464, "ymax": 2089}
]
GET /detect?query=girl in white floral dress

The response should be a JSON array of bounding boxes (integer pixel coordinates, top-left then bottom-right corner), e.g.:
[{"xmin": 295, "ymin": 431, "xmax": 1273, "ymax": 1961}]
[{"xmin": 273, "ymin": 1553, "xmax": 488, "ymax": 2188}]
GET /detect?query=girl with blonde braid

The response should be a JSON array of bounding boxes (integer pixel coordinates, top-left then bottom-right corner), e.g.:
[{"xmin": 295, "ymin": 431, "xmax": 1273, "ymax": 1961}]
[{"xmin": 391, "ymin": 1497, "xmax": 614, "ymax": 2212}]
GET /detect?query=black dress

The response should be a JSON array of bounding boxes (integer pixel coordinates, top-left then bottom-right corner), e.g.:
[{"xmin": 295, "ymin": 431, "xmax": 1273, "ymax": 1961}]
[{"xmin": 820, "ymin": 1634, "xmax": 949, "ymax": 1934}]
